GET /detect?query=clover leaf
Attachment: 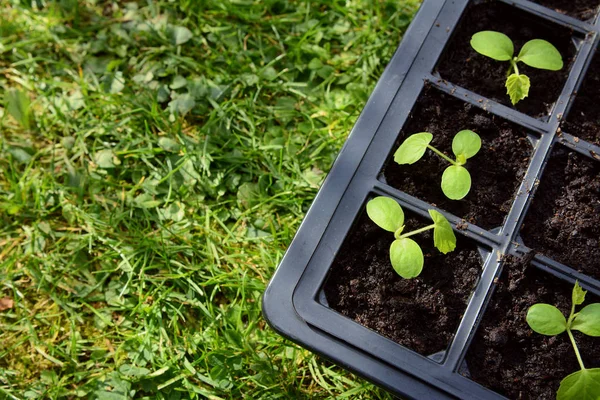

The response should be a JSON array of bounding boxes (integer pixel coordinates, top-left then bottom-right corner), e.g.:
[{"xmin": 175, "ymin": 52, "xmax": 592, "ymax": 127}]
[
  {"xmin": 395, "ymin": 130, "xmax": 481, "ymax": 201},
  {"xmin": 366, "ymin": 196, "xmax": 457, "ymax": 279},
  {"xmin": 471, "ymin": 31, "xmax": 563, "ymax": 105}
]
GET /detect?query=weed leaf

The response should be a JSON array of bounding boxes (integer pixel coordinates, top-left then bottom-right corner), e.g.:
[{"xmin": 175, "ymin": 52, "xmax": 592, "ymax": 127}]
[
  {"xmin": 5, "ymin": 89, "xmax": 31, "ymax": 130},
  {"xmin": 452, "ymin": 130, "xmax": 481, "ymax": 161},
  {"xmin": 170, "ymin": 26, "xmax": 193, "ymax": 45},
  {"xmin": 366, "ymin": 196, "xmax": 404, "ymax": 232},
  {"xmin": 557, "ymin": 368, "xmax": 600, "ymax": 400},
  {"xmin": 526, "ymin": 304, "xmax": 567, "ymax": 335},
  {"xmin": 506, "ymin": 73, "xmax": 530, "ymax": 105},
  {"xmin": 517, "ymin": 39, "xmax": 563, "ymax": 71},
  {"xmin": 441, "ymin": 165, "xmax": 471, "ymax": 200},
  {"xmin": 428, "ymin": 209, "xmax": 456, "ymax": 254},
  {"xmin": 571, "ymin": 303, "xmax": 600, "ymax": 337},
  {"xmin": 470, "ymin": 31, "xmax": 514, "ymax": 61},
  {"xmin": 394, "ymin": 132, "xmax": 433, "ymax": 165},
  {"xmin": 390, "ymin": 238, "xmax": 423, "ymax": 279}
]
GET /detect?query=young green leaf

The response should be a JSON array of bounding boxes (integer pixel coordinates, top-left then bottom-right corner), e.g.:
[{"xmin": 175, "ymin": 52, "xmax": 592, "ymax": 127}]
[
  {"xmin": 394, "ymin": 133, "xmax": 433, "ymax": 165},
  {"xmin": 389, "ymin": 238, "xmax": 423, "ymax": 279},
  {"xmin": 470, "ymin": 31, "xmax": 514, "ymax": 61},
  {"xmin": 452, "ymin": 130, "xmax": 481, "ymax": 161},
  {"xmin": 366, "ymin": 197, "xmax": 404, "ymax": 232},
  {"xmin": 517, "ymin": 39, "xmax": 563, "ymax": 71},
  {"xmin": 571, "ymin": 303, "xmax": 600, "ymax": 337},
  {"xmin": 526, "ymin": 304, "xmax": 567, "ymax": 336},
  {"xmin": 428, "ymin": 209, "xmax": 456, "ymax": 254},
  {"xmin": 573, "ymin": 280, "xmax": 587, "ymax": 306},
  {"xmin": 506, "ymin": 73, "xmax": 531, "ymax": 105},
  {"xmin": 441, "ymin": 165, "xmax": 471, "ymax": 200},
  {"xmin": 557, "ymin": 368, "xmax": 600, "ymax": 400}
]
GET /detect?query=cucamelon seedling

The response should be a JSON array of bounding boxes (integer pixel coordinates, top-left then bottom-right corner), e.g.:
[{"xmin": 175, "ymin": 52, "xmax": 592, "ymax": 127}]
[
  {"xmin": 394, "ymin": 130, "xmax": 481, "ymax": 200},
  {"xmin": 470, "ymin": 31, "xmax": 563, "ymax": 105},
  {"xmin": 526, "ymin": 281, "xmax": 600, "ymax": 400},
  {"xmin": 366, "ymin": 196, "xmax": 456, "ymax": 279}
]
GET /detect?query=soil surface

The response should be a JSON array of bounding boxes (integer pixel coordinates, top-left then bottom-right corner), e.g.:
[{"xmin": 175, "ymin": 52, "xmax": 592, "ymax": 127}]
[
  {"xmin": 323, "ymin": 209, "xmax": 481, "ymax": 356},
  {"xmin": 530, "ymin": 0, "xmax": 600, "ymax": 20},
  {"xmin": 520, "ymin": 146, "xmax": 600, "ymax": 280},
  {"xmin": 465, "ymin": 255, "xmax": 600, "ymax": 399},
  {"xmin": 436, "ymin": 1, "xmax": 576, "ymax": 118},
  {"xmin": 564, "ymin": 52, "xmax": 600, "ymax": 145},
  {"xmin": 382, "ymin": 86, "xmax": 532, "ymax": 230}
]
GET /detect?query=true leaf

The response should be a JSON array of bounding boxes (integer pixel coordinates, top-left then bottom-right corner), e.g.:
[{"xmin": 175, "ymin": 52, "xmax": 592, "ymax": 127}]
[
  {"xmin": 573, "ymin": 280, "xmax": 587, "ymax": 306},
  {"xmin": 526, "ymin": 304, "xmax": 567, "ymax": 335},
  {"xmin": 557, "ymin": 368, "xmax": 600, "ymax": 400},
  {"xmin": 571, "ymin": 303, "xmax": 600, "ymax": 336},
  {"xmin": 505, "ymin": 73, "xmax": 530, "ymax": 105},
  {"xmin": 394, "ymin": 132, "xmax": 433, "ymax": 165},
  {"xmin": 470, "ymin": 31, "xmax": 514, "ymax": 61},
  {"xmin": 441, "ymin": 165, "xmax": 471, "ymax": 200},
  {"xmin": 389, "ymin": 238, "xmax": 423, "ymax": 279},
  {"xmin": 366, "ymin": 196, "xmax": 404, "ymax": 232},
  {"xmin": 452, "ymin": 130, "xmax": 481, "ymax": 161},
  {"xmin": 517, "ymin": 39, "xmax": 563, "ymax": 71},
  {"xmin": 428, "ymin": 209, "xmax": 456, "ymax": 254}
]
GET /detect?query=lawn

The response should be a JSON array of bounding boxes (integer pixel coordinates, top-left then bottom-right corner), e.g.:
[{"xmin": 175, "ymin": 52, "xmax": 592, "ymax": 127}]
[{"xmin": 0, "ymin": 0, "xmax": 420, "ymax": 398}]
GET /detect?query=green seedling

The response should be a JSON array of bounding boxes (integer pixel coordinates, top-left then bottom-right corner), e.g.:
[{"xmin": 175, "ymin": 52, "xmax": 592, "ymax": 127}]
[
  {"xmin": 394, "ymin": 130, "xmax": 481, "ymax": 200},
  {"xmin": 366, "ymin": 196, "xmax": 456, "ymax": 279},
  {"xmin": 470, "ymin": 31, "xmax": 563, "ymax": 105},
  {"xmin": 526, "ymin": 281, "xmax": 600, "ymax": 400}
]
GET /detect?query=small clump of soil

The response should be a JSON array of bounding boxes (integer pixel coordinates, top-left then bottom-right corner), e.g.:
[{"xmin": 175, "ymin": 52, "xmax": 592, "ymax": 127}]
[
  {"xmin": 563, "ymin": 52, "xmax": 600, "ymax": 145},
  {"xmin": 323, "ymin": 208, "xmax": 481, "ymax": 356},
  {"xmin": 520, "ymin": 146, "xmax": 600, "ymax": 280},
  {"xmin": 465, "ymin": 255, "xmax": 600, "ymax": 399},
  {"xmin": 381, "ymin": 86, "xmax": 532, "ymax": 230},
  {"xmin": 436, "ymin": 1, "xmax": 576, "ymax": 118},
  {"xmin": 530, "ymin": 0, "xmax": 600, "ymax": 21}
]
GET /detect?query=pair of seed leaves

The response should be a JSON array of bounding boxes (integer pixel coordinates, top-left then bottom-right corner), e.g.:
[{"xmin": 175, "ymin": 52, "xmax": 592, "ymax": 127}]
[
  {"xmin": 470, "ymin": 31, "xmax": 563, "ymax": 105},
  {"xmin": 394, "ymin": 130, "xmax": 481, "ymax": 200},
  {"xmin": 527, "ymin": 282, "xmax": 600, "ymax": 400},
  {"xmin": 366, "ymin": 196, "xmax": 456, "ymax": 279}
]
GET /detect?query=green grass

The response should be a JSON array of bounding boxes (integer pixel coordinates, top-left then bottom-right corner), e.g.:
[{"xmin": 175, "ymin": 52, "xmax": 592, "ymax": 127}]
[{"xmin": 0, "ymin": 0, "xmax": 420, "ymax": 398}]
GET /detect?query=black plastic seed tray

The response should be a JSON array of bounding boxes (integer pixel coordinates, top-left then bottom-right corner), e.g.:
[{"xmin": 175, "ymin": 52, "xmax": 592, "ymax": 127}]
[{"xmin": 263, "ymin": 0, "xmax": 600, "ymax": 398}]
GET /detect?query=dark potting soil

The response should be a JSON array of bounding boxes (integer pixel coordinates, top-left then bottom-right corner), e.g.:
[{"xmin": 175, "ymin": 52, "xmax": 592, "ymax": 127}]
[
  {"xmin": 465, "ymin": 256, "xmax": 600, "ymax": 399},
  {"xmin": 564, "ymin": 52, "xmax": 600, "ymax": 145},
  {"xmin": 530, "ymin": 0, "xmax": 600, "ymax": 21},
  {"xmin": 520, "ymin": 146, "xmax": 600, "ymax": 280},
  {"xmin": 436, "ymin": 1, "xmax": 576, "ymax": 118},
  {"xmin": 381, "ymin": 86, "xmax": 533, "ymax": 230},
  {"xmin": 323, "ymin": 208, "xmax": 481, "ymax": 356}
]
